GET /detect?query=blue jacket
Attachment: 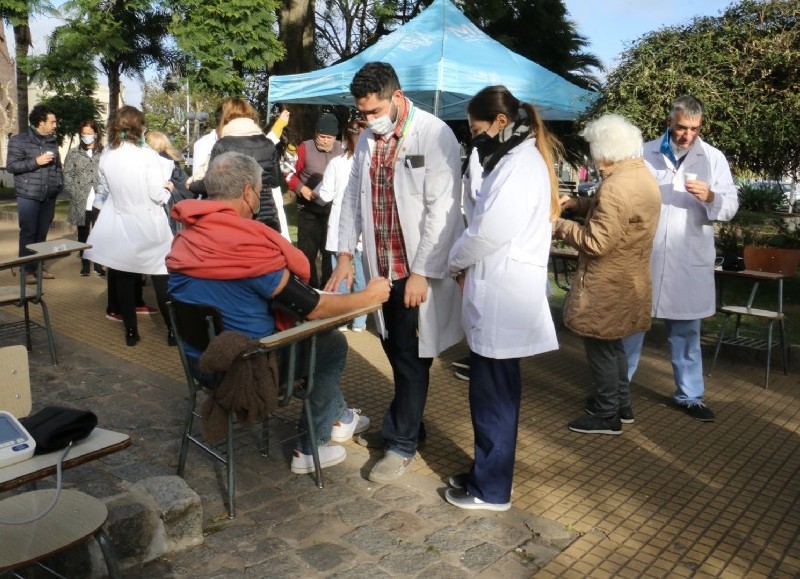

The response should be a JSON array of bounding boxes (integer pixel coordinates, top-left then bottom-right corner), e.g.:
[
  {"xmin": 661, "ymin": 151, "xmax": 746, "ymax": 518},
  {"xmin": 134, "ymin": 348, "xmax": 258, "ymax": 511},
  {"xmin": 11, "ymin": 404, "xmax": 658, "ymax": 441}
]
[{"xmin": 6, "ymin": 128, "xmax": 63, "ymax": 201}]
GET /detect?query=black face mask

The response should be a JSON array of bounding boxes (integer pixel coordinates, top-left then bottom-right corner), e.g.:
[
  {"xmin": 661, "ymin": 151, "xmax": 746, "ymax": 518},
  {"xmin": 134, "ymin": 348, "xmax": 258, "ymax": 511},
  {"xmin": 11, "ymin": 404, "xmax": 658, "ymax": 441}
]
[{"xmin": 472, "ymin": 131, "xmax": 500, "ymax": 163}]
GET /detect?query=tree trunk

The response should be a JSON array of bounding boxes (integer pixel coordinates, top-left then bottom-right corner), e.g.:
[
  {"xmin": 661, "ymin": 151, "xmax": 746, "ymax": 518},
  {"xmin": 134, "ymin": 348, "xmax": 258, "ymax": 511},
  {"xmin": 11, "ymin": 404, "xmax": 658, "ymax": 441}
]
[
  {"xmin": 0, "ymin": 29, "xmax": 18, "ymax": 135},
  {"xmin": 276, "ymin": 0, "xmax": 316, "ymax": 75},
  {"xmin": 107, "ymin": 63, "xmax": 121, "ymax": 126},
  {"xmin": 275, "ymin": 0, "xmax": 317, "ymax": 141},
  {"xmin": 13, "ymin": 22, "xmax": 31, "ymax": 134}
]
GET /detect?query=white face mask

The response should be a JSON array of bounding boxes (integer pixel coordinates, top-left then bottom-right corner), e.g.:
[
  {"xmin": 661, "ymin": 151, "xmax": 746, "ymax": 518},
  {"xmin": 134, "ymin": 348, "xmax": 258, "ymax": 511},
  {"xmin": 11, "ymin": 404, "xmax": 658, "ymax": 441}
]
[
  {"xmin": 368, "ymin": 101, "xmax": 398, "ymax": 136},
  {"xmin": 80, "ymin": 134, "xmax": 95, "ymax": 145}
]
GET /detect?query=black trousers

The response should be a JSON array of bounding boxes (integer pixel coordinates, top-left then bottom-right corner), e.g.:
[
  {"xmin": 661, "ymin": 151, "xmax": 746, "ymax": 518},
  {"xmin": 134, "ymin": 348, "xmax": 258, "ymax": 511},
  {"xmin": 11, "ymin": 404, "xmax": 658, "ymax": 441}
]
[
  {"xmin": 107, "ymin": 269, "xmax": 169, "ymax": 331},
  {"xmin": 296, "ymin": 208, "xmax": 332, "ymax": 289}
]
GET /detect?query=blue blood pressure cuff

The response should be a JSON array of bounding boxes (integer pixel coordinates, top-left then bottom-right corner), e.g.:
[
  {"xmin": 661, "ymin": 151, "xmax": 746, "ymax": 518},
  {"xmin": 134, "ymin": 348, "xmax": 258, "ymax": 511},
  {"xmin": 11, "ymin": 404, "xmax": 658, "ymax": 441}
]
[{"xmin": 271, "ymin": 274, "xmax": 320, "ymax": 320}]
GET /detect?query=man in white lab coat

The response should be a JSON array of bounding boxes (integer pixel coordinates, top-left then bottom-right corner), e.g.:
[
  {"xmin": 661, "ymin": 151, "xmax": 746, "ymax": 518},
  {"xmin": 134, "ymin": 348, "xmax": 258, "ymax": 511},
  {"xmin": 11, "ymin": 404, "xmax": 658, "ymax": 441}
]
[
  {"xmin": 623, "ymin": 95, "xmax": 738, "ymax": 422},
  {"xmin": 326, "ymin": 62, "xmax": 463, "ymax": 483}
]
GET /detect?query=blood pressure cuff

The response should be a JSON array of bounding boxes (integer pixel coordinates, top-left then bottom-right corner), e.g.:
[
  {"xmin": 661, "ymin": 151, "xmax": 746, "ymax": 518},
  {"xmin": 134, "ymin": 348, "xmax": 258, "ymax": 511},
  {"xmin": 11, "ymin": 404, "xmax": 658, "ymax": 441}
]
[
  {"xmin": 20, "ymin": 406, "xmax": 98, "ymax": 454},
  {"xmin": 271, "ymin": 274, "xmax": 320, "ymax": 320}
]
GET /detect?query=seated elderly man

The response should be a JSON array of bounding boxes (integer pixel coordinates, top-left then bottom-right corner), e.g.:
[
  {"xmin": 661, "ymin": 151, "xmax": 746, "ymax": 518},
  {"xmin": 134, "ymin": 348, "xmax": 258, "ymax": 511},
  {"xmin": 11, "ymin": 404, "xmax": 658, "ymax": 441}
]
[
  {"xmin": 554, "ymin": 114, "xmax": 661, "ymax": 435},
  {"xmin": 167, "ymin": 151, "xmax": 390, "ymax": 473}
]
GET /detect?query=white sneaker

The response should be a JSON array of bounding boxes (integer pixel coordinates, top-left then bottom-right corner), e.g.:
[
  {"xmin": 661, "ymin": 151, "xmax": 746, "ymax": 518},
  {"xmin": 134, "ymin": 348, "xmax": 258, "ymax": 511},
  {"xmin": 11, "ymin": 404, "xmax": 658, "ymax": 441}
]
[
  {"xmin": 290, "ymin": 444, "xmax": 346, "ymax": 474},
  {"xmin": 331, "ymin": 409, "xmax": 370, "ymax": 442},
  {"xmin": 350, "ymin": 326, "xmax": 365, "ymax": 332}
]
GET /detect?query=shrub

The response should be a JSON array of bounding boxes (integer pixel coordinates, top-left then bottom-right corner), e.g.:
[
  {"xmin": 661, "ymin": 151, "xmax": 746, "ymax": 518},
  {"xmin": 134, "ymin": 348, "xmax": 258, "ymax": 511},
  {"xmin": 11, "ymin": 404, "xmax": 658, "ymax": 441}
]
[{"xmin": 738, "ymin": 183, "xmax": 785, "ymax": 212}]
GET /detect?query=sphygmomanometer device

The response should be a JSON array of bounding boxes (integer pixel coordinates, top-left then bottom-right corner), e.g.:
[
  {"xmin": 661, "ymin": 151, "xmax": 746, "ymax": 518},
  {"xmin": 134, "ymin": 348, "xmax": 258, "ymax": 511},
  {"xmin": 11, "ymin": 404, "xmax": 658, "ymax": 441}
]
[{"xmin": 0, "ymin": 410, "xmax": 35, "ymax": 468}]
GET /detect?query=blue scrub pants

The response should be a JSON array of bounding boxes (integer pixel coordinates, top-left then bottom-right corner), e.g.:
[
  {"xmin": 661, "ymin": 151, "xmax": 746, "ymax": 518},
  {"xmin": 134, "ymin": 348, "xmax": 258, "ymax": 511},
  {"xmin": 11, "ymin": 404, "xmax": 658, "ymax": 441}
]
[
  {"xmin": 466, "ymin": 352, "xmax": 520, "ymax": 504},
  {"xmin": 623, "ymin": 319, "xmax": 705, "ymax": 404}
]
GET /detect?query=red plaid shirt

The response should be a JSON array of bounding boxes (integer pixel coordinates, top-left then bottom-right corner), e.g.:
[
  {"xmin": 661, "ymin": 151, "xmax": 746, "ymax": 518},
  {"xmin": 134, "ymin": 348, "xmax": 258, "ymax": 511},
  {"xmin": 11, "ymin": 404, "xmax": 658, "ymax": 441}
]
[{"xmin": 370, "ymin": 99, "xmax": 413, "ymax": 280}]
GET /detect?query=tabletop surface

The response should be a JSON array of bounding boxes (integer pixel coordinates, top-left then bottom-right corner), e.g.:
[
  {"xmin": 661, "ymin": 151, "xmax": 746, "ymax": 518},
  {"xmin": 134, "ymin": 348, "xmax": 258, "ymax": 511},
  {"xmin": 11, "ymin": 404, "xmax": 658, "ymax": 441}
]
[
  {"xmin": 0, "ymin": 489, "xmax": 108, "ymax": 569},
  {"xmin": 714, "ymin": 267, "xmax": 787, "ymax": 281},
  {"xmin": 0, "ymin": 428, "xmax": 131, "ymax": 492},
  {"xmin": 259, "ymin": 304, "xmax": 382, "ymax": 349},
  {"xmin": 0, "ymin": 239, "xmax": 91, "ymax": 269}
]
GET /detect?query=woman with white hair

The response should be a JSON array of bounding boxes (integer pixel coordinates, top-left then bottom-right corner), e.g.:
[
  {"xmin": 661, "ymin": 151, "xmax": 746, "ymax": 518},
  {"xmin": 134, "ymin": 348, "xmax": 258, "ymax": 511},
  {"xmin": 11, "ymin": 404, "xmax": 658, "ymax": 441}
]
[{"xmin": 554, "ymin": 114, "xmax": 662, "ymax": 435}]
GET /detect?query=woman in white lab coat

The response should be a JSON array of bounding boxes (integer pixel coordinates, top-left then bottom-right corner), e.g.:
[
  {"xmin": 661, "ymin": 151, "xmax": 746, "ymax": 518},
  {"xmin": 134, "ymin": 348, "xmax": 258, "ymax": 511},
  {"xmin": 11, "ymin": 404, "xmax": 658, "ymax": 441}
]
[
  {"xmin": 445, "ymin": 85, "xmax": 560, "ymax": 511},
  {"xmin": 85, "ymin": 106, "xmax": 174, "ymax": 347}
]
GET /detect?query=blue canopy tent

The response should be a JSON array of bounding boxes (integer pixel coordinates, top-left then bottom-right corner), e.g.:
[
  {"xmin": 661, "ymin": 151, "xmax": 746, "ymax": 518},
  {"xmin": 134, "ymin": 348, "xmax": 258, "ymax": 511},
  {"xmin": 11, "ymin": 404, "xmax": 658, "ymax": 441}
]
[{"xmin": 267, "ymin": 0, "xmax": 596, "ymax": 121}]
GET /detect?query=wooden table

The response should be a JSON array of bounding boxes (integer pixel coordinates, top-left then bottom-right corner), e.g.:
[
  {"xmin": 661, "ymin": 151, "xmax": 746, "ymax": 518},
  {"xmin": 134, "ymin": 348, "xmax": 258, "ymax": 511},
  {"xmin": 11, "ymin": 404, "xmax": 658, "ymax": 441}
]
[
  {"xmin": 0, "ymin": 428, "xmax": 130, "ymax": 577},
  {"xmin": 0, "ymin": 428, "xmax": 131, "ymax": 493},
  {"xmin": 0, "ymin": 239, "xmax": 91, "ymax": 365}
]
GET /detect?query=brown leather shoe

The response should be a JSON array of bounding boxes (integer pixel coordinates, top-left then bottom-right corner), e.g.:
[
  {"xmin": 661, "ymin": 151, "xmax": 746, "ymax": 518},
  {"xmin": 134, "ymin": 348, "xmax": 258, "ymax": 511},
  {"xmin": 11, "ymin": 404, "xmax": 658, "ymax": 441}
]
[
  {"xmin": 41, "ymin": 270, "xmax": 55, "ymax": 279},
  {"xmin": 25, "ymin": 273, "xmax": 37, "ymax": 285}
]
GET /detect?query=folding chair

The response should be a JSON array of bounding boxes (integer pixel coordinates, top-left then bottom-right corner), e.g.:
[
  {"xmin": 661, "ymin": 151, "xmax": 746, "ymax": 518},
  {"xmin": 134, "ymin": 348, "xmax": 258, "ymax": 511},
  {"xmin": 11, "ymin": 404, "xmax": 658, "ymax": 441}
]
[
  {"xmin": 0, "ymin": 345, "xmax": 120, "ymax": 578},
  {"xmin": 167, "ymin": 300, "xmax": 324, "ymax": 520}
]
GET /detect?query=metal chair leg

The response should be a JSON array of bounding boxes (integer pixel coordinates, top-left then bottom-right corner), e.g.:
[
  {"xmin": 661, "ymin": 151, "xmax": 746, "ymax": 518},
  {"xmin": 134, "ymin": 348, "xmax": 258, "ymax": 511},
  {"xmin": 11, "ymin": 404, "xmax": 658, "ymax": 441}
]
[
  {"xmin": 304, "ymin": 398, "xmax": 323, "ymax": 489},
  {"xmin": 711, "ymin": 314, "xmax": 731, "ymax": 373},
  {"xmin": 37, "ymin": 298, "xmax": 58, "ymax": 366},
  {"xmin": 765, "ymin": 320, "xmax": 774, "ymax": 389},
  {"xmin": 226, "ymin": 411, "xmax": 236, "ymax": 519},
  {"xmin": 177, "ymin": 389, "xmax": 197, "ymax": 477},
  {"xmin": 779, "ymin": 318, "xmax": 788, "ymax": 377},
  {"xmin": 94, "ymin": 528, "xmax": 121, "ymax": 579},
  {"xmin": 22, "ymin": 300, "xmax": 32, "ymax": 352}
]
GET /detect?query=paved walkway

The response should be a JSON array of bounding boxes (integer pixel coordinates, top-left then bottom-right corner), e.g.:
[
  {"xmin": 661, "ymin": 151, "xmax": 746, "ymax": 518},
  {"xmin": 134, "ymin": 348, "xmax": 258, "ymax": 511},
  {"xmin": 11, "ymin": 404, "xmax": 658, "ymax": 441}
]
[{"xmin": 0, "ymin": 218, "xmax": 798, "ymax": 577}]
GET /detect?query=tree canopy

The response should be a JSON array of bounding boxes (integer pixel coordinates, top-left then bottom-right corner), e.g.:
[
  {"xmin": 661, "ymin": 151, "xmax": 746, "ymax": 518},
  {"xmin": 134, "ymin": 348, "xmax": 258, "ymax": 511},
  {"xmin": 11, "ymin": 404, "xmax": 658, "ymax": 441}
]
[
  {"xmin": 170, "ymin": 0, "xmax": 285, "ymax": 95},
  {"xmin": 588, "ymin": 0, "xmax": 799, "ymax": 179}
]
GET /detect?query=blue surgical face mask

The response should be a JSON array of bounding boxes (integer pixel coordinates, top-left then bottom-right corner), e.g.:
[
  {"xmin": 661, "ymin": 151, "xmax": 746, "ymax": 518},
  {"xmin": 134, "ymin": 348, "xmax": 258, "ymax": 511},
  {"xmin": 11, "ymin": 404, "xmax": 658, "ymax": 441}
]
[
  {"xmin": 80, "ymin": 135, "xmax": 95, "ymax": 145},
  {"xmin": 367, "ymin": 101, "xmax": 398, "ymax": 136}
]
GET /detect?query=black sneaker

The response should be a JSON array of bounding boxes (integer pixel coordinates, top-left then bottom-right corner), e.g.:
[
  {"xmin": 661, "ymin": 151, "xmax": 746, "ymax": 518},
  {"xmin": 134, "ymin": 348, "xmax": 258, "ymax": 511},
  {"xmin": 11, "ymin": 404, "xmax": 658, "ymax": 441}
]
[
  {"xmin": 451, "ymin": 356, "xmax": 470, "ymax": 370},
  {"xmin": 677, "ymin": 402, "xmax": 715, "ymax": 422},
  {"xmin": 448, "ymin": 473, "xmax": 468, "ymax": 489},
  {"xmin": 586, "ymin": 397, "xmax": 634, "ymax": 424},
  {"xmin": 568, "ymin": 414, "xmax": 622, "ymax": 435}
]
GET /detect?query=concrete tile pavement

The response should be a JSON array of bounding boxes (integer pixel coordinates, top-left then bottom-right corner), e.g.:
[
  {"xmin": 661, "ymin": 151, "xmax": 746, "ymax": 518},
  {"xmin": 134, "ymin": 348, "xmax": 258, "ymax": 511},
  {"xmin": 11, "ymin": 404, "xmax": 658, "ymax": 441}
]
[{"xmin": 0, "ymin": 217, "xmax": 798, "ymax": 576}]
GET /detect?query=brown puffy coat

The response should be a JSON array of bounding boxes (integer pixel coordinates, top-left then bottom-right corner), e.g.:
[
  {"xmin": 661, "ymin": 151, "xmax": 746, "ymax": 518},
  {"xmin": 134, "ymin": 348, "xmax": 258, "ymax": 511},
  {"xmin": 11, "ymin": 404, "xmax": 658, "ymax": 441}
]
[{"xmin": 555, "ymin": 158, "xmax": 661, "ymax": 340}]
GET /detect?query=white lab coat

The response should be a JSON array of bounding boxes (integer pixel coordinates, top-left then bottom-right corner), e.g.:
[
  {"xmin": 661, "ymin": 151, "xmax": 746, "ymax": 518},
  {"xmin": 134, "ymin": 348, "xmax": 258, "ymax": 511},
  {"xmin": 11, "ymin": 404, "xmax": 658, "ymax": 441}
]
[
  {"xmin": 644, "ymin": 134, "xmax": 738, "ymax": 319},
  {"xmin": 338, "ymin": 103, "xmax": 464, "ymax": 357},
  {"xmin": 319, "ymin": 153, "xmax": 357, "ymax": 253},
  {"xmin": 85, "ymin": 144, "xmax": 173, "ymax": 275},
  {"xmin": 449, "ymin": 141, "xmax": 558, "ymax": 359}
]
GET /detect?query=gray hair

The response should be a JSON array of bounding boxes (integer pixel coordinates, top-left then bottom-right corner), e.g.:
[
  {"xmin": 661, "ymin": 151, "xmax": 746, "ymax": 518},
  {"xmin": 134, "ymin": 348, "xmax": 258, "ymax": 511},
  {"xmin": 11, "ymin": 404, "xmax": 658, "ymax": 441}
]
[
  {"xmin": 669, "ymin": 95, "xmax": 704, "ymax": 122},
  {"xmin": 580, "ymin": 114, "xmax": 643, "ymax": 164},
  {"xmin": 204, "ymin": 151, "xmax": 262, "ymax": 199}
]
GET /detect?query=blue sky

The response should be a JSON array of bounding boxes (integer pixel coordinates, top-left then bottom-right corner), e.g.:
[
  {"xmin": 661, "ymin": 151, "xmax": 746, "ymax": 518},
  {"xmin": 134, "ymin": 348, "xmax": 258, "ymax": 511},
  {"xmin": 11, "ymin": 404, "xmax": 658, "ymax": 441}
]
[
  {"xmin": 563, "ymin": 0, "xmax": 734, "ymax": 70},
  {"xmin": 9, "ymin": 0, "xmax": 736, "ymax": 106}
]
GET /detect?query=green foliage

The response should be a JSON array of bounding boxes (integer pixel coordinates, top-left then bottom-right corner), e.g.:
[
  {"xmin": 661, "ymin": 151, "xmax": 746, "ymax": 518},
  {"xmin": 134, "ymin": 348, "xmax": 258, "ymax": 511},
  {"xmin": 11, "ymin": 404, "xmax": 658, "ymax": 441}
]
[
  {"xmin": 141, "ymin": 76, "xmax": 219, "ymax": 150},
  {"xmin": 737, "ymin": 182, "xmax": 785, "ymax": 212},
  {"xmin": 169, "ymin": 0, "xmax": 285, "ymax": 95},
  {"xmin": 39, "ymin": 94, "xmax": 103, "ymax": 146},
  {"xmin": 457, "ymin": 0, "xmax": 604, "ymax": 90},
  {"xmin": 587, "ymin": 0, "xmax": 800, "ymax": 179}
]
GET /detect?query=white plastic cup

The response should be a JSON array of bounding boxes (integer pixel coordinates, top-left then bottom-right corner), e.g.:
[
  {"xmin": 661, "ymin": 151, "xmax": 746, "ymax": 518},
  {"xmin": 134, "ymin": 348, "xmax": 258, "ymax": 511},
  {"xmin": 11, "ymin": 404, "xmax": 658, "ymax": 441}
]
[{"xmin": 684, "ymin": 172, "xmax": 698, "ymax": 184}]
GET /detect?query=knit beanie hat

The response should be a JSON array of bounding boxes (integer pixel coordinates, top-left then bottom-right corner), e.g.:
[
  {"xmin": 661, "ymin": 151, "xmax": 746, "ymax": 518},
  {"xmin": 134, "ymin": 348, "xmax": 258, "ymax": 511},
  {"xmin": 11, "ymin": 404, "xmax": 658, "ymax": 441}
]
[{"xmin": 316, "ymin": 113, "xmax": 339, "ymax": 137}]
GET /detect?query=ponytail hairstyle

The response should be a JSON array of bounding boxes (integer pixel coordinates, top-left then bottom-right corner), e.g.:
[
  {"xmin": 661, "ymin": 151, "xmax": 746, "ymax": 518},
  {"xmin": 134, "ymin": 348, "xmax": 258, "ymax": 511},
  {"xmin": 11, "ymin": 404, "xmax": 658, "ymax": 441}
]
[
  {"xmin": 108, "ymin": 106, "xmax": 145, "ymax": 149},
  {"xmin": 467, "ymin": 85, "xmax": 562, "ymax": 220},
  {"xmin": 523, "ymin": 102, "xmax": 563, "ymax": 221}
]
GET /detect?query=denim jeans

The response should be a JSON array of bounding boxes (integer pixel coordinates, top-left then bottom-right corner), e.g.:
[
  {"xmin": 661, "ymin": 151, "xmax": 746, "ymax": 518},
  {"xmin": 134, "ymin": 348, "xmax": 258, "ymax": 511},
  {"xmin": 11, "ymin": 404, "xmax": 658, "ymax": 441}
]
[
  {"xmin": 379, "ymin": 277, "xmax": 433, "ymax": 457},
  {"xmin": 331, "ymin": 250, "xmax": 367, "ymax": 329},
  {"xmin": 623, "ymin": 319, "xmax": 705, "ymax": 404},
  {"xmin": 17, "ymin": 196, "xmax": 57, "ymax": 274},
  {"xmin": 190, "ymin": 329, "xmax": 348, "ymax": 449},
  {"xmin": 281, "ymin": 329, "xmax": 348, "ymax": 448},
  {"xmin": 583, "ymin": 337, "xmax": 630, "ymax": 417},
  {"xmin": 467, "ymin": 352, "xmax": 520, "ymax": 504}
]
